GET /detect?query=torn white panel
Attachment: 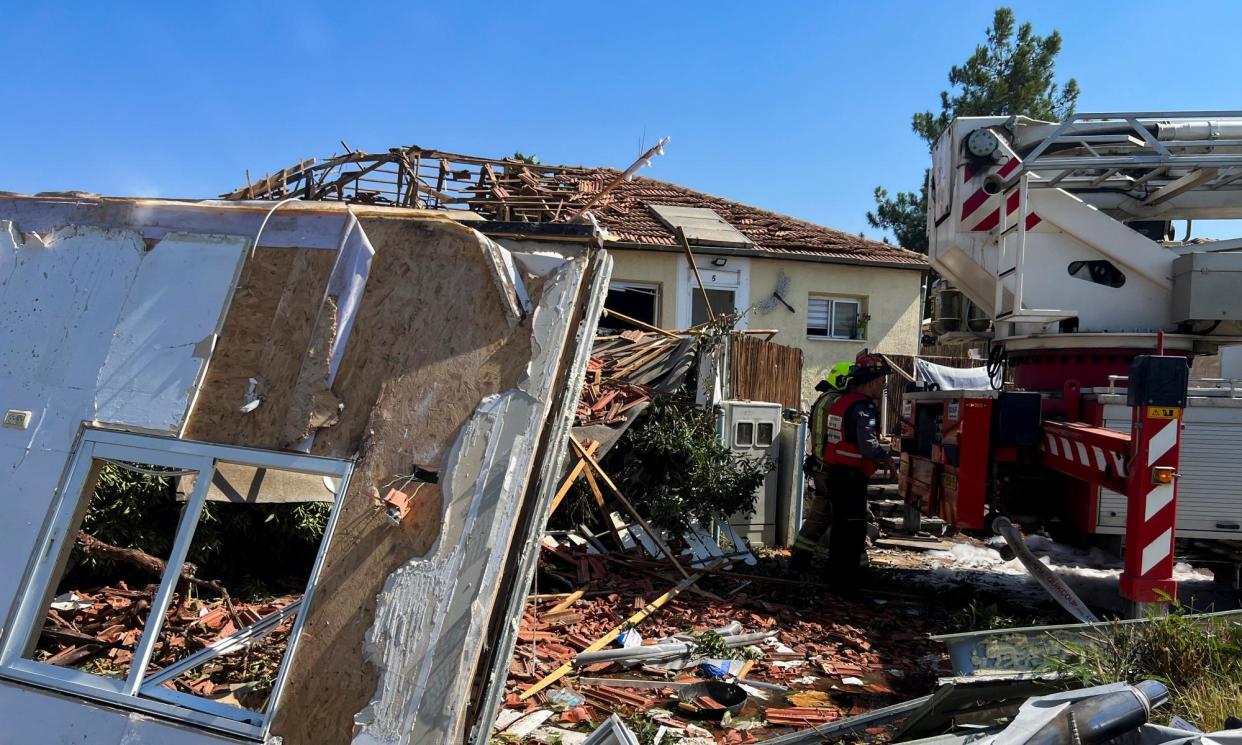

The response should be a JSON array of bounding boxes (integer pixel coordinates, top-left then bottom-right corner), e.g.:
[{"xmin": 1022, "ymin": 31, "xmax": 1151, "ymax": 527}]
[
  {"xmin": 352, "ymin": 257, "xmax": 589, "ymax": 745},
  {"xmin": 354, "ymin": 390, "xmax": 539, "ymax": 745},
  {"xmin": 501, "ymin": 245, "xmax": 533, "ymax": 315},
  {"xmin": 288, "ymin": 212, "xmax": 376, "ymax": 454},
  {"xmin": 324, "ymin": 212, "xmax": 375, "ymax": 385},
  {"xmin": 510, "ymin": 247, "xmax": 575, "ymax": 276},
  {"xmin": 468, "ymin": 252, "xmax": 613, "ymax": 745},
  {"xmin": 470, "ymin": 228, "xmax": 530, "ymax": 325},
  {"xmin": 94, "ymin": 232, "xmax": 247, "ymax": 431},
  {"xmin": 0, "ymin": 224, "xmax": 144, "ymax": 388},
  {"xmin": 0, "ymin": 224, "xmax": 243, "ymax": 627}
]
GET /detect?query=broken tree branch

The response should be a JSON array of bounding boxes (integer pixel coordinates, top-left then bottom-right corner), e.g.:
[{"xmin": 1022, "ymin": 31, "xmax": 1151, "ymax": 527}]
[{"xmin": 73, "ymin": 532, "xmax": 239, "ymax": 625}]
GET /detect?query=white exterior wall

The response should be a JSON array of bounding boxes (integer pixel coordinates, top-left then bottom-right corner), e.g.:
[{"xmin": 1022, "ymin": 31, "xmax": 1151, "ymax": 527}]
[{"xmin": 608, "ymin": 248, "xmax": 925, "ymax": 406}]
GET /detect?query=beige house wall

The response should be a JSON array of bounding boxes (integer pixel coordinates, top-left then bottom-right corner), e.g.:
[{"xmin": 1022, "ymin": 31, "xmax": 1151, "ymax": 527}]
[
  {"xmin": 606, "ymin": 249, "xmax": 680, "ymax": 328},
  {"xmin": 608, "ymin": 247, "xmax": 924, "ymax": 407}
]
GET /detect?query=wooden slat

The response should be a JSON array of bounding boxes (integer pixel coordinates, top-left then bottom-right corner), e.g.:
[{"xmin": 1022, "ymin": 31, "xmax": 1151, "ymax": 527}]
[
  {"xmin": 517, "ymin": 571, "xmax": 705, "ymax": 700},
  {"xmin": 730, "ymin": 336, "xmax": 802, "ymax": 409}
]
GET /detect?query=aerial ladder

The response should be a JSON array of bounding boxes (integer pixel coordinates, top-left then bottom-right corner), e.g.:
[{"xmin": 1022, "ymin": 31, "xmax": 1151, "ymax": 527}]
[{"xmin": 912, "ymin": 111, "xmax": 1242, "ymax": 613}]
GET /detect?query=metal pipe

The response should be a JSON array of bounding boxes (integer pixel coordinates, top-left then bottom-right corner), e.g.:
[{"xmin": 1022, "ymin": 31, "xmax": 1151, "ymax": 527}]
[
  {"xmin": 573, "ymin": 631, "xmax": 776, "ymax": 666},
  {"xmin": 1025, "ymin": 680, "xmax": 1169, "ymax": 745},
  {"xmin": 1158, "ymin": 121, "xmax": 1242, "ymax": 141}
]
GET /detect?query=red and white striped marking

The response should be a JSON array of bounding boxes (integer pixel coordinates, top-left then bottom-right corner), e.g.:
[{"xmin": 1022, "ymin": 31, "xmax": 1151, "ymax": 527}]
[
  {"xmin": 1120, "ymin": 409, "xmax": 1182, "ymax": 604},
  {"xmin": 959, "ymin": 158, "xmax": 1043, "ymax": 232},
  {"xmin": 1042, "ymin": 430, "xmax": 1128, "ymax": 481}
]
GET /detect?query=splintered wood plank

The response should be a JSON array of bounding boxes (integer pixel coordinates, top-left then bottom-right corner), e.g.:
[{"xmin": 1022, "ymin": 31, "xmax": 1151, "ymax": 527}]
[
  {"xmin": 548, "ymin": 440, "xmax": 599, "ymax": 515},
  {"xmin": 571, "ymin": 436, "xmax": 690, "ymax": 580}
]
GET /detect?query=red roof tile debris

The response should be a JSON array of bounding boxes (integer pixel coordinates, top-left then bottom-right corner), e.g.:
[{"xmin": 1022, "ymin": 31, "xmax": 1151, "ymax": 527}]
[{"xmin": 561, "ymin": 168, "xmax": 927, "ymax": 268}]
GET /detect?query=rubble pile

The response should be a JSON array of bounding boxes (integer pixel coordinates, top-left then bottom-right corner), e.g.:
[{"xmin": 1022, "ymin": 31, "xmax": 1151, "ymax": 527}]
[
  {"xmin": 497, "ymin": 547, "xmax": 945, "ymax": 743},
  {"xmin": 576, "ymin": 329, "xmax": 683, "ymax": 427},
  {"xmin": 37, "ymin": 583, "xmax": 298, "ymax": 709}
]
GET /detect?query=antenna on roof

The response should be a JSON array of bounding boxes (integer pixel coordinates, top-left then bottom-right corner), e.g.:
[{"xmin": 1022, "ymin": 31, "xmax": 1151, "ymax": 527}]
[{"xmin": 567, "ymin": 137, "xmax": 670, "ymax": 221}]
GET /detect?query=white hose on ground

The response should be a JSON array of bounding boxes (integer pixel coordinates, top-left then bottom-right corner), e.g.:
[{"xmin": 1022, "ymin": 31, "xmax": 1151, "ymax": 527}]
[{"xmin": 995, "ymin": 517, "xmax": 1100, "ymax": 624}]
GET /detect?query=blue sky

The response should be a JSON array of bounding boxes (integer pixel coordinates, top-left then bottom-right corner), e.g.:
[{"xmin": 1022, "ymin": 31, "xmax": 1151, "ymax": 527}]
[{"xmin": 4, "ymin": 2, "xmax": 1242, "ymax": 243}]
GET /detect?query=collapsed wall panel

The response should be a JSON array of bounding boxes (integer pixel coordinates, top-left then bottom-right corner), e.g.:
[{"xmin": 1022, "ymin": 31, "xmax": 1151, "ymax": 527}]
[
  {"xmin": 247, "ymin": 216, "xmax": 549, "ymax": 744},
  {"xmin": 0, "ymin": 222, "xmax": 245, "ymax": 625},
  {"xmin": 0, "ymin": 197, "xmax": 601, "ymax": 745}
]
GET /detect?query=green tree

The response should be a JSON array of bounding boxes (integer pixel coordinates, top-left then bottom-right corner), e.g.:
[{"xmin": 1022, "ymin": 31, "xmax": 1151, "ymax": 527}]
[{"xmin": 867, "ymin": 7, "xmax": 1080, "ymax": 252}]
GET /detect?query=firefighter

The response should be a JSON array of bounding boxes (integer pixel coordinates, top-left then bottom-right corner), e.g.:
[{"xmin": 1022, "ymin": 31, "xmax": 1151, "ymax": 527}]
[
  {"xmin": 821, "ymin": 354, "xmax": 893, "ymax": 592},
  {"xmin": 789, "ymin": 360, "xmax": 854, "ymax": 572}
]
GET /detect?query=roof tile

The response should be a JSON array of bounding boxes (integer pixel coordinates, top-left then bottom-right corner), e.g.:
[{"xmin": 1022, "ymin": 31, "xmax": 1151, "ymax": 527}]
[{"xmin": 561, "ymin": 169, "xmax": 925, "ymax": 267}]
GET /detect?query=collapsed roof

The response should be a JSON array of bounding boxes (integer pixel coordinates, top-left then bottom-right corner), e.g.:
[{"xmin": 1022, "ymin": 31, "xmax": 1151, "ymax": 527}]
[{"xmin": 223, "ymin": 147, "xmax": 926, "ymax": 268}]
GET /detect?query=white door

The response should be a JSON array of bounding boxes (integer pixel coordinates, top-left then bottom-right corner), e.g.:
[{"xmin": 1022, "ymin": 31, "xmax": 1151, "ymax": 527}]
[{"xmin": 676, "ymin": 256, "xmax": 750, "ymax": 329}]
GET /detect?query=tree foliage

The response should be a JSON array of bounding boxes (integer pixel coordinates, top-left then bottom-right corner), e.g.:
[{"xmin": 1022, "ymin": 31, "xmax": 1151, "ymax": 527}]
[
  {"xmin": 867, "ymin": 7, "xmax": 1080, "ymax": 252},
  {"xmin": 610, "ymin": 397, "xmax": 772, "ymax": 535},
  {"xmin": 76, "ymin": 463, "xmax": 330, "ymax": 596}
]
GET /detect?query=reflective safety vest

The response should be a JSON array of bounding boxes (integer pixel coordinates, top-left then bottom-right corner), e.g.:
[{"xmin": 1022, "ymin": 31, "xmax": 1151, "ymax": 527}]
[
  {"xmin": 809, "ymin": 391, "xmax": 840, "ymax": 464},
  {"xmin": 822, "ymin": 392, "xmax": 877, "ymax": 476}
]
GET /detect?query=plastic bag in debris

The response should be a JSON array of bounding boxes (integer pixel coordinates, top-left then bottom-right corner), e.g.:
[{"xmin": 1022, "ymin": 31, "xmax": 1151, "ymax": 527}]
[
  {"xmin": 698, "ymin": 659, "xmax": 746, "ymax": 679},
  {"xmin": 617, "ymin": 628, "xmax": 642, "ymax": 648},
  {"xmin": 546, "ymin": 687, "xmax": 586, "ymax": 709}
]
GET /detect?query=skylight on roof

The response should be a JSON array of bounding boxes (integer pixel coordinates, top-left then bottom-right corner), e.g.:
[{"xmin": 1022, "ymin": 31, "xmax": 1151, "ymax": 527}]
[{"xmin": 647, "ymin": 205, "xmax": 753, "ymax": 249}]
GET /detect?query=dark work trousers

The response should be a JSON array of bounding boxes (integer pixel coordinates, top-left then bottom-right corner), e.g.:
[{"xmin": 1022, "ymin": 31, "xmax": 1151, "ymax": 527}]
[
  {"xmin": 793, "ymin": 470, "xmax": 833, "ymax": 553},
  {"xmin": 826, "ymin": 465, "xmax": 869, "ymax": 589}
]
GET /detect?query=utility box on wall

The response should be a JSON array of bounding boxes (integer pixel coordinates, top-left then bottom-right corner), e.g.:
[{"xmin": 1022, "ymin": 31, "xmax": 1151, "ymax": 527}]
[{"xmin": 718, "ymin": 400, "xmax": 782, "ymax": 547}]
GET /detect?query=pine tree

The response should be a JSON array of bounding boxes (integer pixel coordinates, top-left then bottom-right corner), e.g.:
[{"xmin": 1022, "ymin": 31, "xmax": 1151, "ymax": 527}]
[{"xmin": 867, "ymin": 7, "xmax": 1079, "ymax": 253}]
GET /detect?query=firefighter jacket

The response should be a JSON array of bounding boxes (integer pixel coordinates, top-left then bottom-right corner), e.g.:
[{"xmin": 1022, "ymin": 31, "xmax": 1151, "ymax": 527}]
[{"xmin": 822, "ymin": 392, "xmax": 880, "ymax": 476}]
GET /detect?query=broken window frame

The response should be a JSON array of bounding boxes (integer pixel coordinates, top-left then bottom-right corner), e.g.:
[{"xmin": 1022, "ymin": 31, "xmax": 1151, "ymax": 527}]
[
  {"xmin": 0, "ymin": 427, "xmax": 353, "ymax": 740},
  {"xmin": 604, "ymin": 281, "xmax": 661, "ymax": 327}
]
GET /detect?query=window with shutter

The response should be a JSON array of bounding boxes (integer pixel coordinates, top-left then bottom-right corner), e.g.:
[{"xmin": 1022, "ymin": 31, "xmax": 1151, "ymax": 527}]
[{"xmin": 806, "ymin": 296, "xmax": 864, "ymax": 340}]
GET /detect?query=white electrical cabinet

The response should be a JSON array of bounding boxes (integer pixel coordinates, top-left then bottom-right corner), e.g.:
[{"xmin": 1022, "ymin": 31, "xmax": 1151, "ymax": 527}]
[{"xmin": 718, "ymin": 400, "xmax": 783, "ymax": 547}]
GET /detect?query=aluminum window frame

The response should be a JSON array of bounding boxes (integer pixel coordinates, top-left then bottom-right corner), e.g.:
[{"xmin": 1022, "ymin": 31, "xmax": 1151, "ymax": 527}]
[
  {"xmin": 807, "ymin": 296, "xmax": 864, "ymax": 340},
  {"xmin": 0, "ymin": 427, "xmax": 354, "ymax": 740}
]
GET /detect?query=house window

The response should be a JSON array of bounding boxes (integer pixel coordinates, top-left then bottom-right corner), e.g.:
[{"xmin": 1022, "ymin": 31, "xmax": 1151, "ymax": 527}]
[
  {"xmin": 0, "ymin": 428, "xmax": 353, "ymax": 739},
  {"xmin": 807, "ymin": 297, "xmax": 863, "ymax": 339},
  {"xmin": 604, "ymin": 282, "xmax": 660, "ymax": 329}
]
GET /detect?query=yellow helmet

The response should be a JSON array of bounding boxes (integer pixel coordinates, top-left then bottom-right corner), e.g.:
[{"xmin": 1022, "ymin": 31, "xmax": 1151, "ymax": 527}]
[{"xmin": 826, "ymin": 360, "xmax": 854, "ymax": 392}]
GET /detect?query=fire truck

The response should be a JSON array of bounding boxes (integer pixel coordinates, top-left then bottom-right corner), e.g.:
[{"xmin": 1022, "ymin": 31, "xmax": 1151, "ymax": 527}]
[{"xmin": 905, "ymin": 111, "xmax": 1242, "ymax": 612}]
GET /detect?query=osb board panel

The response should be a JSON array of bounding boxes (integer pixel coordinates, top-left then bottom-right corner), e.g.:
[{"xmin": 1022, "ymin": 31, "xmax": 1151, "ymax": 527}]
[
  {"xmin": 183, "ymin": 246, "xmax": 337, "ymax": 447},
  {"xmin": 267, "ymin": 216, "xmax": 536, "ymax": 745}
]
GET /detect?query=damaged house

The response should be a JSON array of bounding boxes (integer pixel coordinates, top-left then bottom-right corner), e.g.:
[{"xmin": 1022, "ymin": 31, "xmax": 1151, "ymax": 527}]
[
  {"xmin": 576, "ymin": 176, "xmax": 928, "ymax": 405},
  {"xmin": 0, "ymin": 146, "xmax": 919, "ymax": 744},
  {"xmin": 0, "ymin": 191, "xmax": 611, "ymax": 744}
]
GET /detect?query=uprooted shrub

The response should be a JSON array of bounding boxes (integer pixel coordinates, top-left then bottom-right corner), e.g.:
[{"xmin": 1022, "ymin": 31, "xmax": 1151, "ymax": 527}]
[{"xmin": 608, "ymin": 396, "xmax": 773, "ymax": 535}]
